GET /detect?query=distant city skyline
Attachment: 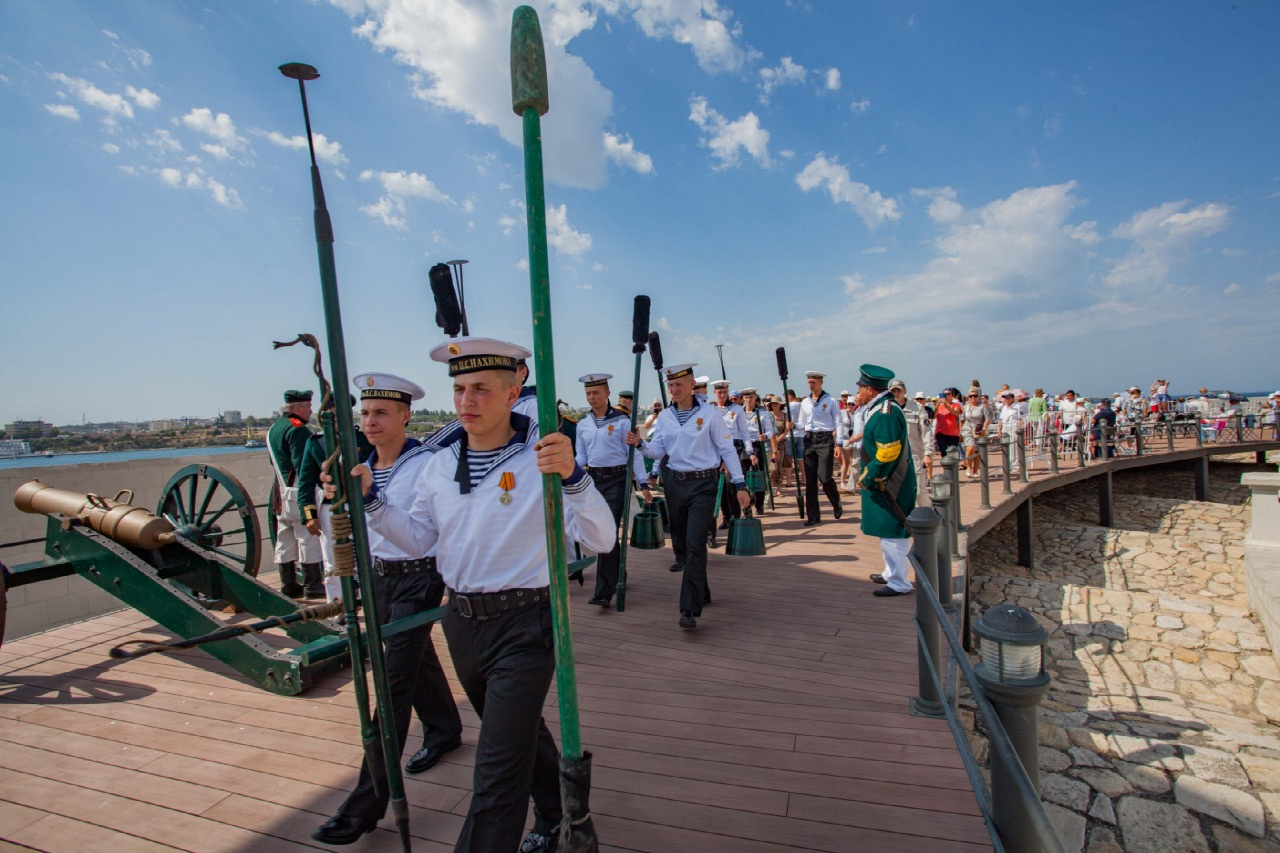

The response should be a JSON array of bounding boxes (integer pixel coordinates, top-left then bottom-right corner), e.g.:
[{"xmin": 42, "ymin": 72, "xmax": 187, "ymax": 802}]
[{"xmin": 2, "ymin": 2, "xmax": 1277, "ymax": 425}]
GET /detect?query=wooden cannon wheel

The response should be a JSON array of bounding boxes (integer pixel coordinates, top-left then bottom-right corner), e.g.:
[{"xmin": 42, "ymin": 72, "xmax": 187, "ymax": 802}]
[{"xmin": 157, "ymin": 464, "xmax": 263, "ymax": 576}]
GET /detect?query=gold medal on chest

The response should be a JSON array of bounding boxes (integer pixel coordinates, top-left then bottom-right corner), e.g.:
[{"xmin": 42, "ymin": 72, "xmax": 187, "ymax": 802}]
[
  {"xmin": 498, "ymin": 471, "xmax": 515, "ymax": 505},
  {"xmin": 499, "ymin": 493, "xmax": 512, "ymax": 505},
  {"xmin": 696, "ymin": 417, "xmax": 703, "ymax": 432}
]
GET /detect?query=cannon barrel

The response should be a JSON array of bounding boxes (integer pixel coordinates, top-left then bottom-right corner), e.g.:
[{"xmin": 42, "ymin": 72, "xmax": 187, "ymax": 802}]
[{"xmin": 14, "ymin": 480, "xmax": 176, "ymax": 549}]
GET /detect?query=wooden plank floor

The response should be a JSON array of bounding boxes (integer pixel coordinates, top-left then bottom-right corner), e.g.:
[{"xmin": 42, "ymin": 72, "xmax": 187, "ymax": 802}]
[{"xmin": 0, "ymin": 488, "xmax": 989, "ymax": 853}]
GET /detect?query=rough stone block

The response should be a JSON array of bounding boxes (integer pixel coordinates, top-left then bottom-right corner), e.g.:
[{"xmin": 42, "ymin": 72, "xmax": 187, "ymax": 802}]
[
  {"xmin": 1115, "ymin": 796, "xmax": 1209, "ymax": 853},
  {"xmin": 1175, "ymin": 775, "xmax": 1265, "ymax": 837}
]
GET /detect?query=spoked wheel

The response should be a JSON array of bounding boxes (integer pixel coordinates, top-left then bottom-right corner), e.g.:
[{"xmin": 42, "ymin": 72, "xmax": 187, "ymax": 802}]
[{"xmin": 157, "ymin": 464, "xmax": 263, "ymax": 576}]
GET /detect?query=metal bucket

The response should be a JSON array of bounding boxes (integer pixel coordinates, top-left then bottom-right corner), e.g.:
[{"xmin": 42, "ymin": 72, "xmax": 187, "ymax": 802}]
[
  {"xmin": 726, "ymin": 516, "xmax": 765, "ymax": 556},
  {"xmin": 630, "ymin": 510, "xmax": 665, "ymax": 550},
  {"xmin": 744, "ymin": 469, "xmax": 767, "ymax": 494},
  {"xmin": 635, "ymin": 494, "xmax": 670, "ymax": 532}
]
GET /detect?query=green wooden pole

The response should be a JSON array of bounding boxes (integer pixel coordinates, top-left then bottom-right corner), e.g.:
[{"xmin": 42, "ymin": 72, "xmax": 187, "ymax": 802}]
[
  {"xmin": 511, "ymin": 6, "xmax": 584, "ymax": 763},
  {"xmin": 279, "ymin": 63, "xmax": 411, "ymax": 851},
  {"xmin": 754, "ymin": 408, "xmax": 775, "ymax": 511}
]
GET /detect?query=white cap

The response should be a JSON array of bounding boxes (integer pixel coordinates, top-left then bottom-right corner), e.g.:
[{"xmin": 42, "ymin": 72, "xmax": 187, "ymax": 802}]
[
  {"xmin": 740, "ymin": 387, "xmax": 758, "ymax": 396},
  {"xmin": 578, "ymin": 373, "xmax": 612, "ymax": 387},
  {"xmin": 429, "ymin": 336, "xmax": 530, "ymax": 376},
  {"xmin": 914, "ymin": 391, "xmax": 927, "ymax": 399},
  {"xmin": 840, "ymin": 389, "xmax": 851, "ymax": 396},
  {"xmin": 805, "ymin": 370, "xmax": 825, "ymax": 379},
  {"xmin": 711, "ymin": 379, "xmax": 731, "ymax": 389},
  {"xmin": 353, "ymin": 372, "xmax": 425, "ymax": 404},
  {"xmin": 1271, "ymin": 390, "xmax": 1280, "ymax": 397},
  {"xmin": 694, "ymin": 374, "xmax": 710, "ymax": 387},
  {"xmin": 664, "ymin": 363, "xmax": 696, "ymax": 380}
]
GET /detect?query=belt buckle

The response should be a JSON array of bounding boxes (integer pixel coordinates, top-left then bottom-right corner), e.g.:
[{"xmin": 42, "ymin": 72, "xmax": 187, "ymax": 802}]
[
  {"xmin": 454, "ymin": 594, "xmax": 474, "ymax": 618},
  {"xmin": 373, "ymin": 557, "xmax": 386, "ymax": 576}
]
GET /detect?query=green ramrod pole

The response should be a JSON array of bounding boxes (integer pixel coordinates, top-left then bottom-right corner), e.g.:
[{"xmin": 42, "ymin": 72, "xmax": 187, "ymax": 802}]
[
  {"xmin": 753, "ymin": 407, "xmax": 775, "ymax": 511},
  {"xmin": 511, "ymin": 8, "xmax": 599, "ymax": 850},
  {"xmin": 278, "ymin": 62, "xmax": 412, "ymax": 852},
  {"xmin": 776, "ymin": 347, "xmax": 806, "ymax": 519},
  {"xmin": 615, "ymin": 296, "xmax": 651, "ymax": 613}
]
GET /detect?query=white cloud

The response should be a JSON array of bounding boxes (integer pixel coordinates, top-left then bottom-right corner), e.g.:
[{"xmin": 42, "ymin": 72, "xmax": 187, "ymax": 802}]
[
  {"xmin": 125, "ymin": 86, "xmax": 159, "ymax": 109},
  {"xmin": 546, "ymin": 203, "xmax": 592, "ymax": 258},
  {"xmin": 657, "ymin": 316, "xmax": 671, "ymax": 331},
  {"xmin": 603, "ymin": 132, "xmax": 655, "ymax": 175},
  {"xmin": 795, "ymin": 154, "xmax": 899, "ymax": 227},
  {"xmin": 1223, "ymin": 283, "xmax": 1240, "ymax": 294},
  {"xmin": 101, "ymin": 142, "xmax": 120, "ymax": 154},
  {"xmin": 201, "ymin": 143, "xmax": 231, "ymax": 161},
  {"xmin": 1266, "ymin": 272, "xmax": 1280, "ymax": 285},
  {"xmin": 850, "ymin": 97, "xmax": 870, "ymax": 114},
  {"xmin": 911, "ymin": 186, "xmax": 964, "ymax": 224},
  {"xmin": 44, "ymin": 103, "xmax": 80, "ymax": 120},
  {"xmin": 876, "ymin": 144, "xmax": 888, "ymax": 155},
  {"xmin": 862, "ymin": 245, "xmax": 887, "ymax": 255},
  {"xmin": 258, "ymin": 129, "xmax": 349, "ymax": 167},
  {"xmin": 758, "ymin": 56, "xmax": 806, "ymax": 103},
  {"xmin": 180, "ymin": 108, "xmax": 247, "ymax": 152},
  {"xmin": 48, "ymin": 72, "xmax": 133, "ymax": 121},
  {"xmin": 1043, "ymin": 114, "xmax": 1063, "ymax": 138},
  {"xmin": 357, "ymin": 169, "xmax": 454, "ymax": 230},
  {"xmin": 825, "ymin": 68, "xmax": 841, "ymax": 91},
  {"xmin": 159, "ymin": 167, "xmax": 182, "ymax": 187},
  {"xmin": 617, "ymin": 0, "xmax": 750, "ymax": 72},
  {"xmin": 144, "ymin": 164, "xmax": 243, "ymax": 209},
  {"xmin": 146, "ymin": 129, "xmax": 183, "ymax": 153},
  {"xmin": 1105, "ymin": 200, "xmax": 1230, "ymax": 296},
  {"xmin": 689, "ymin": 96, "xmax": 771, "ymax": 169}
]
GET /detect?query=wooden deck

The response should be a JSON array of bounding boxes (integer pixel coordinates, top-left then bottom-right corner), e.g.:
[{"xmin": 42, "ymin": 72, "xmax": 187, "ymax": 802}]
[{"xmin": 0, "ymin": 484, "xmax": 991, "ymax": 852}]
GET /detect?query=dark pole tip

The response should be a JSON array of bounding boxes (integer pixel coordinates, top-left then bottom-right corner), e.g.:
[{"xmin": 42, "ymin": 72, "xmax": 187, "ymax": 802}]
[
  {"xmin": 510, "ymin": 6, "xmax": 549, "ymax": 116},
  {"xmin": 279, "ymin": 62, "xmax": 320, "ymax": 81}
]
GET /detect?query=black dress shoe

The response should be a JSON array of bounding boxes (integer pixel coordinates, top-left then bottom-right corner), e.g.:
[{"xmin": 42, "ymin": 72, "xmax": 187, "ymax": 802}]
[
  {"xmin": 833, "ymin": 503, "xmax": 843, "ymax": 519},
  {"xmin": 718, "ymin": 518, "xmax": 731, "ymax": 529},
  {"xmin": 668, "ymin": 562, "xmax": 685, "ymax": 573},
  {"xmin": 312, "ymin": 813, "xmax": 378, "ymax": 845},
  {"xmin": 869, "ymin": 573, "xmax": 887, "ymax": 584},
  {"xmin": 405, "ymin": 739, "xmax": 461, "ymax": 774},
  {"xmin": 587, "ymin": 596, "xmax": 611, "ymax": 607},
  {"xmin": 803, "ymin": 519, "xmax": 820, "ymax": 527},
  {"xmin": 679, "ymin": 611, "xmax": 697, "ymax": 630},
  {"xmin": 874, "ymin": 587, "xmax": 912, "ymax": 597}
]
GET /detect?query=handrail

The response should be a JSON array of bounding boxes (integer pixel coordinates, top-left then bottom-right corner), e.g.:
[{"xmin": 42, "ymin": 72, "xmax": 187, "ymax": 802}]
[{"xmin": 909, "ymin": 513, "xmax": 1066, "ymax": 853}]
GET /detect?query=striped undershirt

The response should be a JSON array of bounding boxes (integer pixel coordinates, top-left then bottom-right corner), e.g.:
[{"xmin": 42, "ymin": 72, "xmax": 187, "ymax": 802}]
[
  {"xmin": 673, "ymin": 406, "xmax": 696, "ymax": 426},
  {"xmin": 464, "ymin": 447, "xmax": 504, "ymax": 490},
  {"xmin": 371, "ymin": 466, "xmax": 392, "ymax": 492}
]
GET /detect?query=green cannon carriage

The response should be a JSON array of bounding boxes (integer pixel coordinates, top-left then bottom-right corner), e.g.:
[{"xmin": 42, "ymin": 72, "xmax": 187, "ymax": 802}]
[{"xmin": 2, "ymin": 463, "xmax": 348, "ymax": 695}]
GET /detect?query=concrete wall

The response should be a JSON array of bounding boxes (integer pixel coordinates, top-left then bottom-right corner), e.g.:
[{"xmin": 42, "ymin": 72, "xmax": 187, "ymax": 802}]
[
  {"xmin": 2, "ymin": 452, "xmax": 274, "ymax": 642},
  {"xmin": 1244, "ymin": 471, "xmax": 1280, "ymax": 664}
]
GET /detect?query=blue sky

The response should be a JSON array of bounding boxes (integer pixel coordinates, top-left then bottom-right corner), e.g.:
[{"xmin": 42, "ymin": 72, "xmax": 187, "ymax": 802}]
[{"xmin": 3, "ymin": 1, "xmax": 1278, "ymax": 425}]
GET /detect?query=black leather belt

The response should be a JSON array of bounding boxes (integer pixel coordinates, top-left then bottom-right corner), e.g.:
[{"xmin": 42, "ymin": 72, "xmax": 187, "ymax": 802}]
[
  {"xmin": 589, "ymin": 464, "xmax": 627, "ymax": 478},
  {"xmin": 373, "ymin": 556, "xmax": 436, "ymax": 576},
  {"xmin": 449, "ymin": 587, "xmax": 548, "ymax": 620},
  {"xmin": 806, "ymin": 431, "xmax": 834, "ymax": 445},
  {"xmin": 667, "ymin": 467, "xmax": 719, "ymax": 481}
]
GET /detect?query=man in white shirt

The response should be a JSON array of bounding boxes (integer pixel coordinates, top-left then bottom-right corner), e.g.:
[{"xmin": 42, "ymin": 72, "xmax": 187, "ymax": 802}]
[
  {"xmin": 709, "ymin": 379, "xmax": 757, "ymax": 527},
  {"xmin": 798, "ymin": 370, "xmax": 843, "ymax": 526}
]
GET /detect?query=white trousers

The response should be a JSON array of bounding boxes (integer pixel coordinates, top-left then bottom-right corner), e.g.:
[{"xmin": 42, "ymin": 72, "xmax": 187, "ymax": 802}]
[
  {"xmin": 317, "ymin": 499, "xmax": 344, "ymax": 601},
  {"xmin": 273, "ymin": 485, "xmax": 319, "ymax": 565},
  {"xmin": 880, "ymin": 537, "xmax": 914, "ymax": 592}
]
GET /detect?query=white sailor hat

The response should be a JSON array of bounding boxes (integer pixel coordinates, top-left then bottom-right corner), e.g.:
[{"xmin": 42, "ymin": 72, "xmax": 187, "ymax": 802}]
[
  {"xmin": 914, "ymin": 390, "xmax": 927, "ymax": 399},
  {"xmin": 429, "ymin": 336, "xmax": 531, "ymax": 376},
  {"xmin": 578, "ymin": 373, "xmax": 612, "ymax": 387},
  {"xmin": 711, "ymin": 379, "xmax": 731, "ymax": 389},
  {"xmin": 805, "ymin": 370, "xmax": 825, "ymax": 379},
  {"xmin": 694, "ymin": 374, "xmax": 710, "ymax": 387},
  {"xmin": 840, "ymin": 389, "xmax": 851, "ymax": 396},
  {"xmin": 353, "ymin": 372, "xmax": 425, "ymax": 404},
  {"xmin": 664, "ymin": 363, "xmax": 696, "ymax": 381},
  {"xmin": 740, "ymin": 387, "xmax": 758, "ymax": 396}
]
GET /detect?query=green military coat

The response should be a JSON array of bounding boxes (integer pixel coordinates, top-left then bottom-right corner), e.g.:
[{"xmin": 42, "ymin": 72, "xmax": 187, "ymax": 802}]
[
  {"xmin": 858, "ymin": 393, "xmax": 917, "ymax": 539},
  {"xmin": 267, "ymin": 414, "xmax": 312, "ymax": 486},
  {"xmin": 297, "ymin": 428, "xmax": 374, "ymax": 522}
]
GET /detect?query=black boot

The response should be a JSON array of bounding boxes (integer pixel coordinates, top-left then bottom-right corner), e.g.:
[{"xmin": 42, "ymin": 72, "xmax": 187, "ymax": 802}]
[
  {"xmin": 302, "ymin": 562, "xmax": 326, "ymax": 599},
  {"xmin": 278, "ymin": 561, "xmax": 304, "ymax": 598}
]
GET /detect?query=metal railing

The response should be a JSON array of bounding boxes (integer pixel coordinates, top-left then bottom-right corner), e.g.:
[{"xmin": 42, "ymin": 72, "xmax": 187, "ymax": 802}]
[{"xmin": 907, "ymin": 506, "xmax": 1066, "ymax": 853}]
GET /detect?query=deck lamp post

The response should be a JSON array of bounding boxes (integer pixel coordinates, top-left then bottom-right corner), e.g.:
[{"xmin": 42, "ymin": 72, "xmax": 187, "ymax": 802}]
[
  {"xmin": 927, "ymin": 473, "xmax": 955, "ymax": 610},
  {"xmin": 974, "ymin": 603, "xmax": 1052, "ymax": 853}
]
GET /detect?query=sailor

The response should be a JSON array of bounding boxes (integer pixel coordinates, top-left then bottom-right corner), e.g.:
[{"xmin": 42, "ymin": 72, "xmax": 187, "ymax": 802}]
[
  {"xmin": 693, "ymin": 375, "xmax": 710, "ymax": 403},
  {"xmin": 575, "ymin": 373, "xmax": 651, "ymax": 608},
  {"xmin": 741, "ymin": 388, "xmax": 774, "ymax": 513},
  {"xmin": 354, "ymin": 339, "xmax": 615, "ymax": 853},
  {"xmin": 297, "ymin": 394, "xmax": 374, "ymax": 600},
  {"xmin": 626, "ymin": 363, "xmax": 749, "ymax": 630},
  {"xmin": 798, "ymin": 371, "xmax": 843, "ymax": 526},
  {"xmin": 267, "ymin": 389, "xmax": 322, "ymax": 597},
  {"xmin": 709, "ymin": 379, "xmax": 757, "ymax": 528},
  {"xmin": 855, "ymin": 365, "xmax": 918, "ymax": 597},
  {"xmin": 420, "ymin": 356, "xmax": 539, "ymax": 451},
  {"xmin": 311, "ymin": 373, "xmax": 463, "ymax": 847},
  {"xmin": 892, "ymin": 381, "xmax": 933, "ymax": 507}
]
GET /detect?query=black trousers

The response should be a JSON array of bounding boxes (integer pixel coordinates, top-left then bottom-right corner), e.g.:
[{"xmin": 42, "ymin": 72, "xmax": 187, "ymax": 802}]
[
  {"xmin": 803, "ymin": 433, "xmax": 842, "ymax": 522},
  {"xmin": 444, "ymin": 602, "xmax": 560, "ymax": 852},
  {"xmin": 751, "ymin": 441, "xmax": 767, "ymax": 513},
  {"xmin": 591, "ymin": 473, "xmax": 625, "ymax": 601},
  {"xmin": 665, "ymin": 473, "xmax": 718, "ymax": 615},
  {"xmin": 339, "ymin": 570, "xmax": 461, "ymax": 821}
]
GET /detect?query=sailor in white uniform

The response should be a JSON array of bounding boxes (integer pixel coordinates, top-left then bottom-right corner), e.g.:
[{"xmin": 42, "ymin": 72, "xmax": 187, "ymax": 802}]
[
  {"xmin": 741, "ymin": 388, "xmax": 774, "ymax": 513},
  {"xmin": 311, "ymin": 373, "xmax": 462, "ymax": 847},
  {"xmin": 357, "ymin": 338, "xmax": 615, "ymax": 853},
  {"xmin": 710, "ymin": 379, "xmax": 757, "ymax": 526},
  {"xmin": 626, "ymin": 363, "xmax": 749, "ymax": 630},
  {"xmin": 798, "ymin": 370, "xmax": 843, "ymax": 525},
  {"xmin": 574, "ymin": 373, "xmax": 651, "ymax": 607}
]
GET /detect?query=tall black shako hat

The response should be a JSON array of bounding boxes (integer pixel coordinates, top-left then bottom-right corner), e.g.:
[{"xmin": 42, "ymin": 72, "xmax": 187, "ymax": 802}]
[
  {"xmin": 855, "ymin": 363, "xmax": 895, "ymax": 391},
  {"xmin": 429, "ymin": 336, "xmax": 532, "ymax": 376},
  {"xmin": 353, "ymin": 373, "xmax": 425, "ymax": 405},
  {"xmin": 283, "ymin": 389, "xmax": 313, "ymax": 403}
]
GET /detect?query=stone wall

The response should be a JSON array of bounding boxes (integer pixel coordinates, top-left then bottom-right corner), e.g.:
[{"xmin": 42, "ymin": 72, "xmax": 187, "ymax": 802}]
[
  {"xmin": 964, "ymin": 458, "xmax": 1280, "ymax": 852},
  {"xmin": 1244, "ymin": 472, "xmax": 1280, "ymax": 665},
  {"xmin": 1, "ymin": 452, "xmax": 273, "ymax": 641}
]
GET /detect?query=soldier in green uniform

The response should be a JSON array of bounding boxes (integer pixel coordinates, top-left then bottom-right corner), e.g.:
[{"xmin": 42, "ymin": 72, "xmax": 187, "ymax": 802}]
[
  {"xmin": 267, "ymin": 389, "xmax": 321, "ymax": 598},
  {"xmin": 854, "ymin": 365, "xmax": 918, "ymax": 598}
]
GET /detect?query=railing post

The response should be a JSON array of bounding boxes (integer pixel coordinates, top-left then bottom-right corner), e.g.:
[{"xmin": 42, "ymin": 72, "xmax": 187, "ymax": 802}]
[
  {"xmin": 907, "ymin": 507, "xmax": 944, "ymax": 718},
  {"xmin": 945, "ymin": 446, "xmax": 964, "ymax": 538},
  {"xmin": 977, "ymin": 436, "xmax": 992, "ymax": 509},
  {"xmin": 928, "ymin": 474, "xmax": 955, "ymax": 609},
  {"xmin": 1237, "ymin": 412, "xmax": 1244, "ymax": 444},
  {"xmin": 974, "ymin": 604, "xmax": 1052, "ymax": 853},
  {"xmin": 1000, "ymin": 432, "xmax": 1013, "ymax": 494},
  {"xmin": 1099, "ymin": 469, "xmax": 1114, "ymax": 528},
  {"xmin": 1047, "ymin": 422, "xmax": 1059, "ymax": 473},
  {"xmin": 1166, "ymin": 412, "xmax": 1175, "ymax": 451},
  {"xmin": 1134, "ymin": 419, "xmax": 1145, "ymax": 456},
  {"xmin": 1195, "ymin": 455, "xmax": 1209, "ymax": 501},
  {"xmin": 1016, "ymin": 425, "xmax": 1029, "ymax": 482},
  {"xmin": 1016, "ymin": 499, "xmax": 1034, "ymax": 569},
  {"xmin": 1077, "ymin": 421, "xmax": 1087, "ymax": 467}
]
